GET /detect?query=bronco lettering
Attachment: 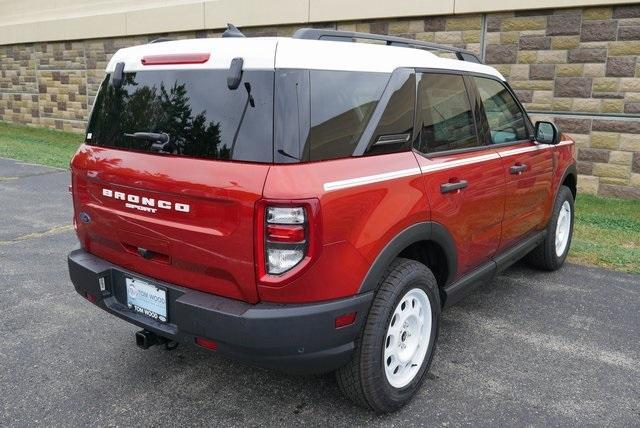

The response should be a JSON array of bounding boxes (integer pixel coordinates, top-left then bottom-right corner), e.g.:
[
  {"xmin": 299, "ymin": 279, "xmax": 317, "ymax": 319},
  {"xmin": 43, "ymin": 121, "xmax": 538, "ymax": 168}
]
[{"xmin": 102, "ymin": 188, "xmax": 190, "ymax": 213}]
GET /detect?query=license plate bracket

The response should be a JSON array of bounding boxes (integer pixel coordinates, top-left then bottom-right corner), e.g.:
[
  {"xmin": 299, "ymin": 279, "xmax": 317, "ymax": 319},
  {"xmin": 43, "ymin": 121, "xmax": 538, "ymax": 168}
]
[{"xmin": 126, "ymin": 277, "xmax": 168, "ymax": 323}]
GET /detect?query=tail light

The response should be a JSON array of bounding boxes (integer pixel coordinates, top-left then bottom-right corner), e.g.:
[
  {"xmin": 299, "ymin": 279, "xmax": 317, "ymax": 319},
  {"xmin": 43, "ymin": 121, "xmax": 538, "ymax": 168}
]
[
  {"xmin": 265, "ymin": 206, "xmax": 307, "ymax": 274},
  {"xmin": 256, "ymin": 199, "xmax": 321, "ymax": 284}
]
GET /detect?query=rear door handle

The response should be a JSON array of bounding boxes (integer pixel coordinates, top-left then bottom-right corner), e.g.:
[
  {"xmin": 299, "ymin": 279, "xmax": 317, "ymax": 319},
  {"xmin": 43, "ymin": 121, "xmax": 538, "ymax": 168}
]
[
  {"xmin": 509, "ymin": 163, "xmax": 528, "ymax": 175},
  {"xmin": 440, "ymin": 180, "xmax": 468, "ymax": 194}
]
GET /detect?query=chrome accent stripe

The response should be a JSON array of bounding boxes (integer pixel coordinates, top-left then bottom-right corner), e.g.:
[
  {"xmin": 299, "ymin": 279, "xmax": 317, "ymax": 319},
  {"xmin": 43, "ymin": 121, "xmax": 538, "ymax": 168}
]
[
  {"xmin": 498, "ymin": 140, "xmax": 572, "ymax": 157},
  {"xmin": 374, "ymin": 133, "xmax": 412, "ymax": 146},
  {"xmin": 498, "ymin": 145, "xmax": 546, "ymax": 157},
  {"xmin": 420, "ymin": 152, "xmax": 500, "ymax": 173}
]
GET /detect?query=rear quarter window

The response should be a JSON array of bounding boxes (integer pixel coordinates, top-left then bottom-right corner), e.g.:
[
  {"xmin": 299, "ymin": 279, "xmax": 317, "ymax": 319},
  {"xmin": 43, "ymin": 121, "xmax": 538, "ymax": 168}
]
[{"xmin": 305, "ymin": 71, "xmax": 390, "ymax": 161}]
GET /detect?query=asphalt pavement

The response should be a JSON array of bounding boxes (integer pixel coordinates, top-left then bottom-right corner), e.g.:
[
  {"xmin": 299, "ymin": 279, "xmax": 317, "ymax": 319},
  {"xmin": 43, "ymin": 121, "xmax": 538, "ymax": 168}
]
[{"xmin": 1, "ymin": 157, "xmax": 638, "ymax": 426}]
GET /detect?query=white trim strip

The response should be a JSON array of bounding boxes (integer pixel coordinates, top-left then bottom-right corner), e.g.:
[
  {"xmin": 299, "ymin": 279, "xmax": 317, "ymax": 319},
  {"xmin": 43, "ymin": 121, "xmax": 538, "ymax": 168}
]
[
  {"xmin": 323, "ymin": 152, "xmax": 500, "ymax": 192},
  {"xmin": 323, "ymin": 167, "xmax": 421, "ymax": 192},
  {"xmin": 322, "ymin": 141, "xmax": 574, "ymax": 192}
]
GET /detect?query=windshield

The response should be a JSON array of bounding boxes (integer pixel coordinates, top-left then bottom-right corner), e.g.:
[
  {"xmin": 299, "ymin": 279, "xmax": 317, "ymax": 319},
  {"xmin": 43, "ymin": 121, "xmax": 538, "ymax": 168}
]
[{"xmin": 86, "ymin": 69, "xmax": 274, "ymax": 162}]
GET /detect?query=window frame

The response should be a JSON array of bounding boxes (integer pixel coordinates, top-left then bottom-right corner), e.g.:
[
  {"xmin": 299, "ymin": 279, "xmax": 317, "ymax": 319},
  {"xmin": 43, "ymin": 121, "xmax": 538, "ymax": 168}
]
[
  {"xmin": 413, "ymin": 69, "xmax": 485, "ymax": 158},
  {"xmin": 354, "ymin": 67, "xmax": 417, "ymax": 157},
  {"xmin": 305, "ymin": 69, "xmax": 392, "ymax": 162},
  {"xmin": 412, "ymin": 68, "xmax": 535, "ymax": 158},
  {"xmin": 275, "ymin": 68, "xmax": 417, "ymax": 163},
  {"xmin": 468, "ymin": 74, "xmax": 535, "ymax": 148}
]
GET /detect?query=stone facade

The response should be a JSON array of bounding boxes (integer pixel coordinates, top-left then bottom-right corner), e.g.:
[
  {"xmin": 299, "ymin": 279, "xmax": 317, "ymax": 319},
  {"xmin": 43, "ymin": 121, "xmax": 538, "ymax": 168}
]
[{"xmin": 1, "ymin": 5, "xmax": 640, "ymax": 198}]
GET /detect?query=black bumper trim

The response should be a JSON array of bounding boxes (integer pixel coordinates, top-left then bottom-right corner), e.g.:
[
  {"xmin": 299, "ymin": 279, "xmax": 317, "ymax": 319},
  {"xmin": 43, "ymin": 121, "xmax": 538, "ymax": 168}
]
[{"xmin": 68, "ymin": 249, "xmax": 372, "ymax": 374}]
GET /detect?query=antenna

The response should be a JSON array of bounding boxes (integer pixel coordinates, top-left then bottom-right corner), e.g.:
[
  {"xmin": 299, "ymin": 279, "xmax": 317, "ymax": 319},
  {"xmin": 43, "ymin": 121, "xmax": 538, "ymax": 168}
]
[{"xmin": 222, "ymin": 24, "xmax": 246, "ymax": 38}]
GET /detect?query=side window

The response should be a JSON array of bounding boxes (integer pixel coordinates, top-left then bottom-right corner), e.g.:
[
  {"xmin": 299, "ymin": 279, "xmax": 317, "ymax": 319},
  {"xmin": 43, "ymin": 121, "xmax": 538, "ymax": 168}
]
[
  {"xmin": 307, "ymin": 70, "xmax": 389, "ymax": 161},
  {"xmin": 417, "ymin": 73, "xmax": 479, "ymax": 154},
  {"xmin": 274, "ymin": 69, "xmax": 310, "ymax": 163},
  {"xmin": 474, "ymin": 77, "xmax": 529, "ymax": 145},
  {"xmin": 365, "ymin": 71, "xmax": 416, "ymax": 156}
]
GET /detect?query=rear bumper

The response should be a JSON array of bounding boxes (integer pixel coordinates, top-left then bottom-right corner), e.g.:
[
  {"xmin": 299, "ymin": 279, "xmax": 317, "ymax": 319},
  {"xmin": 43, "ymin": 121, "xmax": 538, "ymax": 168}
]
[{"xmin": 68, "ymin": 249, "xmax": 372, "ymax": 374}]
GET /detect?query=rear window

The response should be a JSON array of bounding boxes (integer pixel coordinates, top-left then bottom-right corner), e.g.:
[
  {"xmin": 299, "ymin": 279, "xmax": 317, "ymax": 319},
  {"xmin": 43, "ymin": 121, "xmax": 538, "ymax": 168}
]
[{"xmin": 86, "ymin": 69, "xmax": 274, "ymax": 162}]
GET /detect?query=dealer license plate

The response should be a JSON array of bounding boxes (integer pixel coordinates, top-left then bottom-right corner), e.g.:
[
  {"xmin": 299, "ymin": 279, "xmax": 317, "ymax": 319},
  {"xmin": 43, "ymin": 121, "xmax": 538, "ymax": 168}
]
[{"xmin": 126, "ymin": 277, "xmax": 167, "ymax": 323}]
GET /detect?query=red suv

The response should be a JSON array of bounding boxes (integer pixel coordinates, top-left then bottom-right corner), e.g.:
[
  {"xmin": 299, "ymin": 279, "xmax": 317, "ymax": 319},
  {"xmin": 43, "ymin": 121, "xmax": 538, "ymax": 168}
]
[{"xmin": 68, "ymin": 27, "xmax": 577, "ymax": 412}]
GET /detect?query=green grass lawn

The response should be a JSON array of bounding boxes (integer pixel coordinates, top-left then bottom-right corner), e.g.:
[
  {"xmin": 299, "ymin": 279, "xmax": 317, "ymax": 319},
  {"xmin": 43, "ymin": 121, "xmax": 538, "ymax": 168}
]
[
  {"xmin": 0, "ymin": 121, "xmax": 83, "ymax": 169},
  {"xmin": 0, "ymin": 121, "xmax": 638, "ymax": 274},
  {"xmin": 570, "ymin": 194, "xmax": 640, "ymax": 274}
]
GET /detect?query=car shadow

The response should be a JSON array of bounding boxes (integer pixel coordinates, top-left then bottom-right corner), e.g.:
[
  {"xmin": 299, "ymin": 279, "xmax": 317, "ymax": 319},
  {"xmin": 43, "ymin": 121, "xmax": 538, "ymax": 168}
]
[{"xmin": 110, "ymin": 262, "xmax": 540, "ymax": 422}]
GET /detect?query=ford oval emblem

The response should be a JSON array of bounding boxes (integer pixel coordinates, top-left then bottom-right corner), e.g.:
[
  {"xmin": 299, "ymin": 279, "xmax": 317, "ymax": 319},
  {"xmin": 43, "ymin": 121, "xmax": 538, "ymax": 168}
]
[{"xmin": 79, "ymin": 212, "xmax": 91, "ymax": 224}]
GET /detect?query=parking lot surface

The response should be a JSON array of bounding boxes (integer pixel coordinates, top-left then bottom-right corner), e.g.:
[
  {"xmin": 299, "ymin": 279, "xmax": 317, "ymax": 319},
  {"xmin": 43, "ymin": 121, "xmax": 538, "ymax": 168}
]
[{"xmin": 1, "ymin": 157, "xmax": 638, "ymax": 426}]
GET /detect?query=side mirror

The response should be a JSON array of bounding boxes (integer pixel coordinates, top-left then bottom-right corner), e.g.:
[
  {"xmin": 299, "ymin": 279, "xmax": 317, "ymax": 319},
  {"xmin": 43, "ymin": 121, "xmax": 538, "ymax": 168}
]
[{"xmin": 534, "ymin": 121, "xmax": 560, "ymax": 145}]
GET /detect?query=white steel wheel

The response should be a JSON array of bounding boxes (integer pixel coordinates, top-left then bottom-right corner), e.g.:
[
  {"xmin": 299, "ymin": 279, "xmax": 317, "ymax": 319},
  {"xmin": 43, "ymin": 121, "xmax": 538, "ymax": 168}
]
[
  {"xmin": 526, "ymin": 185, "xmax": 574, "ymax": 271},
  {"xmin": 383, "ymin": 287, "xmax": 432, "ymax": 389},
  {"xmin": 336, "ymin": 258, "xmax": 440, "ymax": 412},
  {"xmin": 555, "ymin": 200, "xmax": 572, "ymax": 257}
]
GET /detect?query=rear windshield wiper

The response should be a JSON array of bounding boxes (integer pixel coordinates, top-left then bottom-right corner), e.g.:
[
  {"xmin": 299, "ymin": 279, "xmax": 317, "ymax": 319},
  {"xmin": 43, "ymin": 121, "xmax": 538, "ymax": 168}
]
[{"xmin": 124, "ymin": 132, "xmax": 175, "ymax": 153}]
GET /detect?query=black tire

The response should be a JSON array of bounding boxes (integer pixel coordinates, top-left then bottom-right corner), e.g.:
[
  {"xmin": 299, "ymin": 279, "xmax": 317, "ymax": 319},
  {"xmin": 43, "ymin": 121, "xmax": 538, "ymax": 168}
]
[
  {"xmin": 526, "ymin": 185, "xmax": 575, "ymax": 271},
  {"xmin": 335, "ymin": 258, "xmax": 440, "ymax": 413}
]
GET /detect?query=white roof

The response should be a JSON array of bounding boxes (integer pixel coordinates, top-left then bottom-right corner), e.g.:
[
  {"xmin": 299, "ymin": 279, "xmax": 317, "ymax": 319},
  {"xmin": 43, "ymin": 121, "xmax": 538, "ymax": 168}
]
[{"xmin": 105, "ymin": 37, "xmax": 505, "ymax": 80}]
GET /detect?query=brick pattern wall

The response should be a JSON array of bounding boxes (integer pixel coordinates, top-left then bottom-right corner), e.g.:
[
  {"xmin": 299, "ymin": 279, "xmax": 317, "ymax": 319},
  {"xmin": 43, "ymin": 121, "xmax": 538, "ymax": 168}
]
[
  {"xmin": 483, "ymin": 6, "xmax": 640, "ymax": 199},
  {"xmin": 1, "ymin": 5, "xmax": 640, "ymax": 198}
]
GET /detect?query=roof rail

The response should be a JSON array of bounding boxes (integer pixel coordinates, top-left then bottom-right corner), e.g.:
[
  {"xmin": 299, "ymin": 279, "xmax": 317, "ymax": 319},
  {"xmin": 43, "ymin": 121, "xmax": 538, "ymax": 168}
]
[{"xmin": 292, "ymin": 28, "xmax": 482, "ymax": 64}]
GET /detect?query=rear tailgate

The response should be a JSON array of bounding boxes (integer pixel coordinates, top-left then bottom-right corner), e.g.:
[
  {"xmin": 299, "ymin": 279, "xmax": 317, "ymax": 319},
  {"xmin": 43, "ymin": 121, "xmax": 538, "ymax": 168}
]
[
  {"xmin": 70, "ymin": 38, "xmax": 279, "ymax": 303},
  {"xmin": 72, "ymin": 146, "xmax": 268, "ymax": 303}
]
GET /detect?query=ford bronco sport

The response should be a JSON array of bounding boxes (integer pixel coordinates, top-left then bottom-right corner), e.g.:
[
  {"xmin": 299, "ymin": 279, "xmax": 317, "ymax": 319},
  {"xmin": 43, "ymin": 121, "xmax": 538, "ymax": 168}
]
[{"xmin": 68, "ymin": 26, "xmax": 577, "ymax": 412}]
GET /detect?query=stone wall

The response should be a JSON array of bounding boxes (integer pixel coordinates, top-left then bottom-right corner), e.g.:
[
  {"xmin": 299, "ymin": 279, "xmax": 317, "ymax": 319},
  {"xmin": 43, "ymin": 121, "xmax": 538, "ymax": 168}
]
[
  {"xmin": 484, "ymin": 6, "xmax": 640, "ymax": 199},
  {"xmin": 1, "ymin": 4, "xmax": 639, "ymax": 198}
]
